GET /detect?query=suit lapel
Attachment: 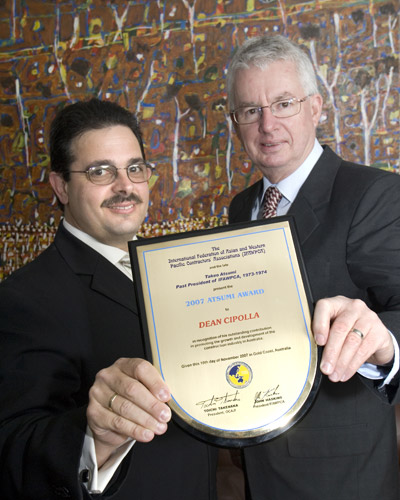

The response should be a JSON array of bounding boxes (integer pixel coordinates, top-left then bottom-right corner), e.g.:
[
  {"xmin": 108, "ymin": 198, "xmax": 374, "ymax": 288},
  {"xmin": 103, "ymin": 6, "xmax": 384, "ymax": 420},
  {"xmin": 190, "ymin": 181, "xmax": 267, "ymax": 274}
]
[
  {"xmin": 289, "ymin": 146, "xmax": 342, "ymax": 245},
  {"xmin": 229, "ymin": 180, "xmax": 263, "ymax": 223},
  {"xmin": 54, "ymin": 224, "xmax": 138, "ymax": 314},
  {"xmin": 229, "ymin": 147, "xmax": 342, "ymax": 246},
  {"xmin": 90, "ymin": 262, "xmax": 138, "ymax": 314}
]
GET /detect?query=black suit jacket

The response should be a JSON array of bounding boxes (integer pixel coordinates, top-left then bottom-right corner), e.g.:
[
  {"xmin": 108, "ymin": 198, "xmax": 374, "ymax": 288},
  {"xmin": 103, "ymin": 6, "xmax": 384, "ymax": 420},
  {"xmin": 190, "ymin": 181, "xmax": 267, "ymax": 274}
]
[
  {"xmin": 229, "ymin": 146, "xmax": 400, "ymax": 500},
  {"xmin": 0, "ymin": 224, "xmax": 217, "ymax": 499}
]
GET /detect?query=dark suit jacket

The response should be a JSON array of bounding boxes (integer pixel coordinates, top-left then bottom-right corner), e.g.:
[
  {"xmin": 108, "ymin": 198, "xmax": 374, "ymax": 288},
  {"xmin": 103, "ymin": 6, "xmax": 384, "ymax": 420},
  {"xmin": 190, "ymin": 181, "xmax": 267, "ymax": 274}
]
[
  {"xmin": 229, "ymin": 146, "xmax": 400, "ymax": 500},
  {"xmin": 0, "ymin": 224, "xmax": 217, "ymax": 499}
]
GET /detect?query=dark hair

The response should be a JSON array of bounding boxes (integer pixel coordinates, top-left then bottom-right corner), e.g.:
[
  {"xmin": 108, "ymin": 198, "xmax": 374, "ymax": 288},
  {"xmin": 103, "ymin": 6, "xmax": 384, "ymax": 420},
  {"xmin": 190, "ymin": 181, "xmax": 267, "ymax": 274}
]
[{"xmin": 49, "ymin": 98, "xmax": 145, "ymax": 180}]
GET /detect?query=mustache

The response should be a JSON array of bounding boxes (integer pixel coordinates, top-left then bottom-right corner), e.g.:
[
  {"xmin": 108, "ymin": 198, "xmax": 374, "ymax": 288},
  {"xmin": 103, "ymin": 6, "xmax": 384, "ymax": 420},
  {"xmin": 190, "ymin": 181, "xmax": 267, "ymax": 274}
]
[{"xmin": 101, "ymin": 193, "xmax": 143, "ymax": 208}]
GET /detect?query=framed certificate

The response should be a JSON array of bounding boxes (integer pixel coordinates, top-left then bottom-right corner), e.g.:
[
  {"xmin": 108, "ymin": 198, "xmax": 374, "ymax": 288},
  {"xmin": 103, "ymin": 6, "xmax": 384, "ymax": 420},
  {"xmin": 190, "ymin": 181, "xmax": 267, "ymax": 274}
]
[{"xmin": 129, "ymin": 217, "xmax": 321, "ymax": 447}]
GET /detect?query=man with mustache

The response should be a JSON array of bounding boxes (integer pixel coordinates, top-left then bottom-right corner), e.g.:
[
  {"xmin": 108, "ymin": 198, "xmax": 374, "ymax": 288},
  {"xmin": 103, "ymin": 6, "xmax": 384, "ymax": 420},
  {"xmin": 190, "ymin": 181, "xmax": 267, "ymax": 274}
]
[
  {"xmin": 227, "ymin": 35, "xmax": 400, "ymax": 500},
  {"xmin": 0, "ymin": 99, "xmax": 218, "ymax": 499}
]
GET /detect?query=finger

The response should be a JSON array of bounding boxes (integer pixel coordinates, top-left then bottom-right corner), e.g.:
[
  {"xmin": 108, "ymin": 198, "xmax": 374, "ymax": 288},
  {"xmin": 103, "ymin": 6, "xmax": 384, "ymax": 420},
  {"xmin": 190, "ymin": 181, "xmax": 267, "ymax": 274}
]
[
  {"xmin": 118, "ymin": 358, "xmax": 171, "ymax": 403},
  {"xmin": 314, "ymin": 297, "xmax": 371, "ymax": 378},
  {"xmin": 112, "ymin": 362, "xmax": 172, "ymax": 424},
  {"xmin": 92, "ymin": 359, "xmax": 171, "ymax": 423},
  {"xmin": 338, "ymin": 321, "xmax": 396, "ymax": 381},
  {"xmin": 107, "ymin": 392, "xmax": 169, "ymax": 436},
  {"xmin": 319, "ymin": 315, "xmax": 367, "ymax": 379},
  {"xmin": 323, "ymin": 324, "xmax": 371, "ymax": 382},
  {"xmin": 87, "ymin": 396, "xmax": 161, "ymax": 444},
  {"xmin": 313, "ymin": 296, "xmax": 395, "ymax": 383},
  {"xmin": 94, "ymin": 376, "xmax": 171, "ymax": 427},
  {"xmin": 312, "ymin": 299, "xmax": 331, "ymax": 346},
  {"xmin": 313, "ymin": 296, "xmax": 359, "ymax": 346}
]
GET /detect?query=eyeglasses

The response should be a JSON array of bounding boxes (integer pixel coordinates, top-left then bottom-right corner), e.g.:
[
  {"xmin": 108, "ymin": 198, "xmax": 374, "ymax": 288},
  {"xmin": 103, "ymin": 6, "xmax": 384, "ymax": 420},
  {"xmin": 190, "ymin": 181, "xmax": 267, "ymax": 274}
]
[
  {"xmin": 69, "ymin": 162, "xmax": 153, "ymax": 185},
  {"xmin": 231, "ymin": 95, "xmax": 311, "ymax": 125}
]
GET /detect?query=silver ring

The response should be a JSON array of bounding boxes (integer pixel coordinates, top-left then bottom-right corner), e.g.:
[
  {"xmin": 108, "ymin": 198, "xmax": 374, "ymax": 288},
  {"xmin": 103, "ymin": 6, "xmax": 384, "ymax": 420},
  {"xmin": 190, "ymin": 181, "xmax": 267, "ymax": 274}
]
[
  {"xmin": 351, "ymin": 328, "xmax": 364, "ymax": 340},
  {"xmin": 108, "ymin": 392, "xmax": 118, "ymax": 412}
]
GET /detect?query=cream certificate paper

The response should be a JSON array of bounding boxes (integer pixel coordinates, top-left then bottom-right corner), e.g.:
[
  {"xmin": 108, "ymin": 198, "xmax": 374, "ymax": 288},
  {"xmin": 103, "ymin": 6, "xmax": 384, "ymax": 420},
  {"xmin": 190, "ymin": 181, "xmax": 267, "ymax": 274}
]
[{"xmin": 130, "ymin": 218, "xmax": 320, "ymax": 446}]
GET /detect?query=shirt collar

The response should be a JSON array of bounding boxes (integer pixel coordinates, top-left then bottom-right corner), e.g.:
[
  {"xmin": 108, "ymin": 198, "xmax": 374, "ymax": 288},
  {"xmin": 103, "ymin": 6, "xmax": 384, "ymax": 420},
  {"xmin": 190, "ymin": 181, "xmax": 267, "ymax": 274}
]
[
  {"xmin": 62, "ymin": 219, "xmax": 136, "ymax": 266},
  {"xmin": 261, "ymin": 139, "xmax": 323, "ymax": 203}
]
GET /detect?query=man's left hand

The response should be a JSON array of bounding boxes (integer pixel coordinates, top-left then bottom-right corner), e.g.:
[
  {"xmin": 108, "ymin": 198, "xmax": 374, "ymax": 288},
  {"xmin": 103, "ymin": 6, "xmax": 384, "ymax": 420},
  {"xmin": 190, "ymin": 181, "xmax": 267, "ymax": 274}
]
[{"xmin": 313, "ymin": 296, "xmax": 394, "ymax": 382}]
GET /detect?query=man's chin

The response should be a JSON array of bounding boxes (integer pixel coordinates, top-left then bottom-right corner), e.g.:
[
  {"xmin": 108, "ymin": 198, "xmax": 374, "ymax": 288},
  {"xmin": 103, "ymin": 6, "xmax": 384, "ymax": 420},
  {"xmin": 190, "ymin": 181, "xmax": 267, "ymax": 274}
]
[{"xmin": 107, "ymin": 224, "xmax": 141, "ymax": 240}]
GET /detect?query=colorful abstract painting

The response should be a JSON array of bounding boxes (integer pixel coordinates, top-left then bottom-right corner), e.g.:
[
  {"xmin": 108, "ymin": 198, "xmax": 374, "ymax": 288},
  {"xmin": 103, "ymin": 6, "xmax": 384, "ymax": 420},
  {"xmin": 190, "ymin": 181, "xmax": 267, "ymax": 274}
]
[{"xmin": 0, "ymin": 0, "xmax": 399, "ymax": 279}]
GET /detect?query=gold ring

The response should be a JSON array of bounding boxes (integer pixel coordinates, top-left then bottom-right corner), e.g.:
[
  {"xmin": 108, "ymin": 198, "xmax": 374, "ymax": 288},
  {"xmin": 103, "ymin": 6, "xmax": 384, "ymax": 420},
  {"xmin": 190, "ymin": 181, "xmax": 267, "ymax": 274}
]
[
  {"xmin": 351, "ymin": 328, "xmax": 364, "ymax": 340},
  {"xmin": 108, "ymin": 392, "xmax": 118, "ymax": 412}
]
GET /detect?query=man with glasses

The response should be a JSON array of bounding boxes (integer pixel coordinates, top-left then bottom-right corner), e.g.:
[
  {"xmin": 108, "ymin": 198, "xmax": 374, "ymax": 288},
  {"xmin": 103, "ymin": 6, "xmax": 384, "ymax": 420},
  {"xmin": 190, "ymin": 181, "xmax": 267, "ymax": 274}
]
[
  {"xmin": 227, "ymin": 35, "xmax": 400, "ymax": 500},
  {"xmin": 0, "ymin": 99, "xmax": 217, "ymax": 499}
]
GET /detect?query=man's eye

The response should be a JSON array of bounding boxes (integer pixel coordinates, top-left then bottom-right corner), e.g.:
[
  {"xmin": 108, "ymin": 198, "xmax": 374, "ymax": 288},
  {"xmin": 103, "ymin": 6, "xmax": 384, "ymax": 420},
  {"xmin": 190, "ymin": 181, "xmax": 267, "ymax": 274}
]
[
  {"xmin": 275, "ymin": 99, "xmax": 294, "ymax": 110},
  {"xmin": 243, "ymin": 107, "xmax": 258, "ymax": 117},
  {"xmin": 90, "ymin": 166, "xmax": 111, "ymax": 176},
  {"xmin": 128, "ymin": 164, "xmax": 144, "ymax": 174}
]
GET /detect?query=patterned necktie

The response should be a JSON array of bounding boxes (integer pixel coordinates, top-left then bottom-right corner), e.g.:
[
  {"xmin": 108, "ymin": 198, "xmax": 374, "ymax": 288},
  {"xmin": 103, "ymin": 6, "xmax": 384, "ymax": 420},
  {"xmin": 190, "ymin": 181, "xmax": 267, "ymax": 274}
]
[{"xmin": 262, "ymin": 186, "xmax": 282, "ymax": 218}]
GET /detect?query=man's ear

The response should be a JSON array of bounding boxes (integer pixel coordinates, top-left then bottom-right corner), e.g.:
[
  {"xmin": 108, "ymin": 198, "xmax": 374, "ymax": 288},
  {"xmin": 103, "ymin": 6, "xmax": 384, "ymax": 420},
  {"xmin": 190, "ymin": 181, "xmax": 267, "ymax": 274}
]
[
  {"xmin": 232, "ymin": 118, "xmax": 242, "ymax": 142},
  {"xmin": 310, "ymin": 93, "xmax": 323, "ymax": 127},
  {"xmin": 49, "ymin": 171, "xmax": 69, "ymax": 206}
]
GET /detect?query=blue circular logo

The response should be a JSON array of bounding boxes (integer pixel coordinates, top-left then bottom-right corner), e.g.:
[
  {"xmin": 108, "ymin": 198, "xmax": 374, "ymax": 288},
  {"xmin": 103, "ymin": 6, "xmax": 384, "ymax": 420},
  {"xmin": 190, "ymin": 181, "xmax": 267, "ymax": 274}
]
[{"xmin": 226, "ymin": 361, "xmax": 253, "ymax": 388}]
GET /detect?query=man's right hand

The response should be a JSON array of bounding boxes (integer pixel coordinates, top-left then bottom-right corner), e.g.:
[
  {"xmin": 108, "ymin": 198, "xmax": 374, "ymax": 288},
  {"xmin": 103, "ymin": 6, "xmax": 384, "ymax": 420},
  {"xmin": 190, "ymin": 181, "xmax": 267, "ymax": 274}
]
[{"xmin": 87, "ymin": 358, "xmax": 171, "ymax": 467}]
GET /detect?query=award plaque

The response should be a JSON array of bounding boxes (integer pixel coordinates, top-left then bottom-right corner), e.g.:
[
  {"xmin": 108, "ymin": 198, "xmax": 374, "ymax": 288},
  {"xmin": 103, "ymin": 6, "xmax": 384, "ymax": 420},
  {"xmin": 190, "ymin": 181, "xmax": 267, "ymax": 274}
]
[{"xmin": 129, "ymin": 217, "xmax": 321, "ymax": 447}]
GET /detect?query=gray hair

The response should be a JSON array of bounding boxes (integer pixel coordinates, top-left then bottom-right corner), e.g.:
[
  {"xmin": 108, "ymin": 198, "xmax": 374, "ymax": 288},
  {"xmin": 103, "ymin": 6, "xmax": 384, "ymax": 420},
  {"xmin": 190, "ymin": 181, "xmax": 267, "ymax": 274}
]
[{"xmin": 226, "ymin": 35, "xmax": 319, "ymax": 110}]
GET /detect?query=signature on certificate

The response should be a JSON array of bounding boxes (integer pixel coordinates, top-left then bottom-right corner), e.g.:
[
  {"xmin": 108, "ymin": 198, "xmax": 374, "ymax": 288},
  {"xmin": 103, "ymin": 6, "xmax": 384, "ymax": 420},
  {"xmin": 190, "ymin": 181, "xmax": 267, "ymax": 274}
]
[
  {"xmin": 254, "ymin": 384, "xmax": 281, "ymax": 406},
  {"xmin": 196, "ymin": 390, "xmax": 240, "ymax": 409}
]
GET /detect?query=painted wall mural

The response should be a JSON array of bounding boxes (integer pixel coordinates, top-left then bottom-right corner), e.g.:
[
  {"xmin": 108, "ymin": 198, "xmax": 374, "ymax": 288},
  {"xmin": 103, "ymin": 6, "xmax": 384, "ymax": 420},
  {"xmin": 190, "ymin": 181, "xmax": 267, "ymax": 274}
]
[{"xmin": 0, "ymin": 0, "xmax": 399, "ymax": 280}]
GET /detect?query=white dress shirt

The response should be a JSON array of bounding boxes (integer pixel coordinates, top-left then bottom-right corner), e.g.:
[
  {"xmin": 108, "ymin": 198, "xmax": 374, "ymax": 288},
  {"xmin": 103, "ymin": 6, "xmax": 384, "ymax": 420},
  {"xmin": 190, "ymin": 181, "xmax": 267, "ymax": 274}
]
[{"xmin": 251, "ymin": 140, "xmax": 324, "ymax": 219}]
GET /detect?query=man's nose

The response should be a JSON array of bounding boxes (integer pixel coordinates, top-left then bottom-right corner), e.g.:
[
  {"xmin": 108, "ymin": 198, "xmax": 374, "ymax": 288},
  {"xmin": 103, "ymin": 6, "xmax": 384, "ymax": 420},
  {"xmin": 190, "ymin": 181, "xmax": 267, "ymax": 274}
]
[
  {"xmin": 258, "ymin": 106, "xmax": 278, "ymax": 132},
  {"xmin": 112, "ymin": 168, "xmax": 135, "ymax": 192}
]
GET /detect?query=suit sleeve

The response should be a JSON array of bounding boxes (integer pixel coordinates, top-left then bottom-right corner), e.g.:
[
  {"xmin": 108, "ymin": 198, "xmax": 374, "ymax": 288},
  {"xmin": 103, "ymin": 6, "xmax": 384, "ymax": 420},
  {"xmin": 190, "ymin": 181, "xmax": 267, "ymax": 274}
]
[
  {"xmin": 0, "ymin": 260, "xmax": 137, "ymax": 500},
  {"xmin": 346, "ymin": 172, "xmax": 400, "ymax": 402}
]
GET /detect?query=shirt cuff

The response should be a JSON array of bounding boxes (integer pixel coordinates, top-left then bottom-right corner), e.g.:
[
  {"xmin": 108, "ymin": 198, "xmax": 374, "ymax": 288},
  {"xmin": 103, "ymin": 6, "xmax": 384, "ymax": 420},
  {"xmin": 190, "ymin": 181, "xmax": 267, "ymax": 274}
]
[
  {"xmin": 79, "ymin": 426, "xmax": 135, "ymax": 494},
  {"xmin": 357, "ymin": 330, "xmax": 399, "ymax": 386}
]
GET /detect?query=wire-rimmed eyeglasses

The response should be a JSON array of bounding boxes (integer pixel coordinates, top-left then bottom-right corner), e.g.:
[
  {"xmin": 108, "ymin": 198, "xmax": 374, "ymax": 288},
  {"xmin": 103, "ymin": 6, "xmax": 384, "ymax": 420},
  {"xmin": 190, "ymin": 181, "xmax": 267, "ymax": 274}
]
[
  {"xmin": 69, "ymin": 162, "xmax": 153, "ymax": 185},
  {"xmin": 231, "ymin": 95, "xmax": 312, "ymax": 125}
]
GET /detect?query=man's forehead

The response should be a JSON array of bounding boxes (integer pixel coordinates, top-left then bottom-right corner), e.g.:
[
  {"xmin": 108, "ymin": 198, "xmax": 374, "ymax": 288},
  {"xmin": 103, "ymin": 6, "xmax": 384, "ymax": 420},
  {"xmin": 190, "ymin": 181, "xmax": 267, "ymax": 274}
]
[
  {"xmin": 234, "ymin": 62, "xmax": 303, "ymax": 97},
  {"xmin": 70, "ymin": 125, "xmax": 141, "ymax": 161},
  {"xmin": 72, "ymin": 124, "xmax": 136, "ymax": 143}
]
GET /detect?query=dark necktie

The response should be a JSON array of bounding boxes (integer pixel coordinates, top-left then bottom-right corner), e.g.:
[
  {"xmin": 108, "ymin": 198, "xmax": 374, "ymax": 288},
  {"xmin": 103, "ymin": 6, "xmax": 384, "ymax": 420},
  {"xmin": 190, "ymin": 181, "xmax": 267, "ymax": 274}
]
[{"xmin": 262, "ymin": 186, "xmax": 283, "ymax": 218}]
